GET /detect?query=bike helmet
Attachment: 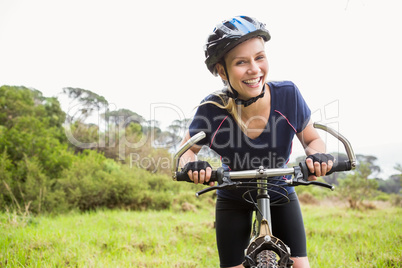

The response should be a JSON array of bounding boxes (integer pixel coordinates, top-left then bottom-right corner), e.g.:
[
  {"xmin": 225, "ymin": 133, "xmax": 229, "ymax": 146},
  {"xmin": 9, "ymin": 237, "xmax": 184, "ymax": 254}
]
[{"xmin": 204, "ymin": 15, "xmax": 271, "ymax": 75}]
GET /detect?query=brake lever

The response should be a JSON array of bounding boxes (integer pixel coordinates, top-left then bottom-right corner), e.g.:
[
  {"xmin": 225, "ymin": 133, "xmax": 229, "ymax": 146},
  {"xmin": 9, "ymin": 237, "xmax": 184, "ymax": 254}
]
[
  {"xmin": 290, "ymin": 180, "xmax": 335, "ymax": 191},
  {"xmin": 287, "ymin": 166, "xmax": 335, "ymax": 191},
  {"xmin": 196, "ymin": 177, "xmax": 239, "ymax": 197}
]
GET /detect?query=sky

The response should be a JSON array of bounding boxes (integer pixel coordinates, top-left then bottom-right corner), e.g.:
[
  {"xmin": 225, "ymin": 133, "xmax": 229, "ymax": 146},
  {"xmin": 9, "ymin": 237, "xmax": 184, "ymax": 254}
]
[{"xmin": 1, "ymin": 0, "xmax": 401, "ymax": 178}]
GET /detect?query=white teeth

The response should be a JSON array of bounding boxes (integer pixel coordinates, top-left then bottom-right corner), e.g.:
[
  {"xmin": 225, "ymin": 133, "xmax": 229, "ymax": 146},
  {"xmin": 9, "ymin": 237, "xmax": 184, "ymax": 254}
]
[{"xmin": 244, "ymin": 78, "xmax": 260, "ymax": 84}]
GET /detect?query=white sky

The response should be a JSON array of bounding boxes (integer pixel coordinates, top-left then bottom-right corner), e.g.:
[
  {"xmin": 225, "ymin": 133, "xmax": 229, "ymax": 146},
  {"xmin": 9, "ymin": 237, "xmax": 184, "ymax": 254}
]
[{"xmin": 1, "ymin": 0, "xmax": 401, "ymax": 177}]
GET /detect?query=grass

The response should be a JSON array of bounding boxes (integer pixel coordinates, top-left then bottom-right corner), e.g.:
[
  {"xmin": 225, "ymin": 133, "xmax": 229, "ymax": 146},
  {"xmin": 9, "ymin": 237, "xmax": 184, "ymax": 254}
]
[
  {"xmin": 0, "ymin": 204, "xmax": 401, "ymax": 267},
  {"xmin": 0, "ymin": 209, "xmax": 218, "ymax": 267},
  {"xmin": 303, "ymin": 205, "xmax": 402, "ymax": 267}
]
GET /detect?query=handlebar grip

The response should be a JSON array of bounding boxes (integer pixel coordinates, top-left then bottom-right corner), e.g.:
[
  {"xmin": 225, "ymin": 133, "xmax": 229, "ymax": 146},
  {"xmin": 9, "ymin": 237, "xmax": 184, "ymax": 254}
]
[
  {"xmin": 326, "ymin": 160, "xmax": 352, "ymax": 175},
  {"xmin": 175, "ymin": 170, "xmax": 220, "ymax": 185},
  {"xmin": 175, "ymin": 171, "xmax": 192, "ymax": 182},
  {"xmin": 299, "ymin": 160, "xmax": 352, "ymax": 180}
]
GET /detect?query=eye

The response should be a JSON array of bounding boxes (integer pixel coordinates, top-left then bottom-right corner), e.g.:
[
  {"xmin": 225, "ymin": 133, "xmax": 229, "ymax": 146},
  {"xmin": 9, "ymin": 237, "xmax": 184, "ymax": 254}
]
[
  {"xmin": 256, "ymin": 55, "xmax": 265, "ymax": 61},
  {"xmin": 235, "ymin": 60, "xmax": 246, "ymax": 65}
]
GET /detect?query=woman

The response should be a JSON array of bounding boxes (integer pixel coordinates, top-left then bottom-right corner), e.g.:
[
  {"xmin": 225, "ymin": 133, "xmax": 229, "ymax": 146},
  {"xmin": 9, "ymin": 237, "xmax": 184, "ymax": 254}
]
[{"xmin": 179, "ymin": 16, "xmax": 333, "ymax": 268}]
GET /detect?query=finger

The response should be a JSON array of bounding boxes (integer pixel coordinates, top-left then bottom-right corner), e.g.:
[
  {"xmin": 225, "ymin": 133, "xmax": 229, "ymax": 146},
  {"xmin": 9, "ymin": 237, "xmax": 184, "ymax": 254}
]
[
  {"xmin": 314, "ymin": 161, "xmax": 321, "ymax": 177},
  {"xmin": 327, "ymin": 160, "xmax": 333, "ymax": 172},
  {"xmin": 306, "ymin": 158, "xmax": 315, "ymax": 173},
  {"xmin": 187, "ymin": 170, "xmax": 193, "ymax": 182},
  {"xmin": 192, "ymin": 171, "xmax": 199, "ymax": 184},
  {"xmin": 205, "ymin": 167, "xmax": 212, "ymax": 182},
  {"xmin": 308, "ymin": 175, "xmax": 318, "ymax": 181},
  {"xmin": 321, "ymin": 162, "xmax": 328, "ymax": 176},
  {"xmin": 206, "ymin": 167, "xmax": 215, "ymax": 186},
  {"xmin": 199, "ymin": 169, "xmax": 205, "ymax": 184}
]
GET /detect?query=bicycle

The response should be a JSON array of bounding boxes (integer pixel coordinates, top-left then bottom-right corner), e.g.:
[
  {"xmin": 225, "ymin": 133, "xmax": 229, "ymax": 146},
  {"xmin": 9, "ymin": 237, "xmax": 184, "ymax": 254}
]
[{"xmin": 172, "ymin": 123, "xmax": 356, "ymax": 268}]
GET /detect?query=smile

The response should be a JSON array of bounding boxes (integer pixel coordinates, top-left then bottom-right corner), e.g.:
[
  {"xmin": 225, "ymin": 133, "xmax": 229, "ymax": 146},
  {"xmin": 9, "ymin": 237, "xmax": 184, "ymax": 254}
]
[{"xmin": 243, "ymin": 77, "xmax": 262, "ymax": 86}]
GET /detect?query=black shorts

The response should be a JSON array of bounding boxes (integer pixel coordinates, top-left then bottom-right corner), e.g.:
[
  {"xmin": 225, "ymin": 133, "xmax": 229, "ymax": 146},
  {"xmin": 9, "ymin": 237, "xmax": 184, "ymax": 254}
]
[{"xmin": 215, "ymin": 192, "xmax": 307, "ymax": 267}]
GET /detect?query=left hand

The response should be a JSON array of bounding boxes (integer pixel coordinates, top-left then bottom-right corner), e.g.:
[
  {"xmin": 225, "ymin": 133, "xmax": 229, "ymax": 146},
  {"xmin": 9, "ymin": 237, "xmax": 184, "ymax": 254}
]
[{"xmin": 305, "ymin": 153, "xmax": 334, "ymax": 181}]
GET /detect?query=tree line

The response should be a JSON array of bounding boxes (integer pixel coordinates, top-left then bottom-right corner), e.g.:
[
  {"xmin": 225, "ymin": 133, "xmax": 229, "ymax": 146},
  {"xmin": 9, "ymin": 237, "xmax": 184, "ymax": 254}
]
[
  {"xmin": 0, "ymin": 85, "xmax": 201, "ymax": 214},
  {"xmin": 0, "ymin": 85, "xmax": 400, "ymax": 213}
]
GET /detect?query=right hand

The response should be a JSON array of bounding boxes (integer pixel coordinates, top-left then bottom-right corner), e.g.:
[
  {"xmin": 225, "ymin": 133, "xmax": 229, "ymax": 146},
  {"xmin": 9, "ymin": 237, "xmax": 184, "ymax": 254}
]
[
  {"xmin": 305, "ymin": 153, "xmax": 335, "ymax": 180},
  {"xmin": 182, "ymin": 161, "xmax": 214, "ymax": 186}
]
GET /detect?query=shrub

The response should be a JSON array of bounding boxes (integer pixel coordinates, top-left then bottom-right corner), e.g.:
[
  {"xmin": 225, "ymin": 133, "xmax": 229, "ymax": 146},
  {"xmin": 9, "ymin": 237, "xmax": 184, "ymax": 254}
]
[
  {"xmin": 54, "ymin": 150, "xmax": 207, "ymax": 212},
  {"xmin": 390, "ymin": 194, "xmax": 402, "ymax": 207},
  {"xmin": 298, "ymin": 192, "xmax": 318, "ymax": 205},
  {"xmin": 0, "ymin": 86, "xmax": 212, "ymax": 214}
]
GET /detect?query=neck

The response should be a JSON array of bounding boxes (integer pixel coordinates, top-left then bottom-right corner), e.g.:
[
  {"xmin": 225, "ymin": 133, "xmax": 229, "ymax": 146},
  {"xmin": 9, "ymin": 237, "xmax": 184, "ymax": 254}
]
[
  {"xmin": 226, "ymin": 83, "xmax": 267, "ymax": 108},
  {"xmin": 239, "ymin": 85, "xmax": 271, "ymax": 119}
]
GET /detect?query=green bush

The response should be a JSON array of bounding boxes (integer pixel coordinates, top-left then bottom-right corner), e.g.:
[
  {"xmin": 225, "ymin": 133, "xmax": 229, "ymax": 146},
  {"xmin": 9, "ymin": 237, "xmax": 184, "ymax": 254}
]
[
  {"xmin": 390, "ymin": 194, "xmax": 402, "ymax": 207},
  {"xmin": 0, "ymin": 85, "xmax": 211, "ymax": 214},
  {"xmin": 54, "ymin": 150, "xmax": 206, "ymax": 212},
  {"xmin": 374, "ymin": 191, "xmax": 391, "ymax": 202},
  {"xmin": 295, "ymin": 177, "xmax": 335, "ymax": 200}
]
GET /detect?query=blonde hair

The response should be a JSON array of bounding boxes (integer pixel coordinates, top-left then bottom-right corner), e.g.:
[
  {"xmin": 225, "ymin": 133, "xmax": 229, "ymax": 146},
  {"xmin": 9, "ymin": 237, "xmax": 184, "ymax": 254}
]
[{"xmin": 200, "ymin": 89, "xmax": 247, "ymax": 132}]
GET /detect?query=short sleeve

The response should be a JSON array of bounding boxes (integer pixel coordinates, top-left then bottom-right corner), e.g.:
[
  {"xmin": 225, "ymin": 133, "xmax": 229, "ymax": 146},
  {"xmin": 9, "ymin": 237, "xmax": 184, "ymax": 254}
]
[
  {"xmin": 293, "ymin": 84, "xmax": 311, "ymax": 133},
  {"xmin": 188, "ymin": 94, "xmax": 225, "ymax": 146},
  {"xmin": 188, "ymin": 104, "xmax": 213, "ymax": 146},
  {"xmin": 269, "ymin": 81, "xmax": 311, "ymax": 133}
]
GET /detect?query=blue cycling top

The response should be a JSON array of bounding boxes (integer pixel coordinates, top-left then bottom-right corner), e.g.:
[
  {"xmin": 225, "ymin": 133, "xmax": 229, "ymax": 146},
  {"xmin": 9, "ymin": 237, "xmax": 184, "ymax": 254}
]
[{"xmin": 188, "ymin": 81, "xmax": 311, "ymax": 201}]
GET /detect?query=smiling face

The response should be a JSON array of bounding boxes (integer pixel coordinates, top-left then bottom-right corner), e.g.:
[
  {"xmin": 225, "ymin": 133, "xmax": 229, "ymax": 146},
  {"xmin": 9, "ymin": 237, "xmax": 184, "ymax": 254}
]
[{"xmin": 216, "ymin": 37, "xmax": 269, "ymax": 100}]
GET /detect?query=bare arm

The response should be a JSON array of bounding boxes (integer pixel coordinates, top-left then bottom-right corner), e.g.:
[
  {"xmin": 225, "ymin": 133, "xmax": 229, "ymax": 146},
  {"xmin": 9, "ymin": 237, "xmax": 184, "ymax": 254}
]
[
  {"xmin": 178, "ymin": 130, "xmax": 213, "ymax": 185},
  {"xmin": 296, "ymin": 121, "xmax": 333, "ymax": 179},
  {"xmin": 178, "ymin": 131, "xmax": 200, "ymax": 167}
]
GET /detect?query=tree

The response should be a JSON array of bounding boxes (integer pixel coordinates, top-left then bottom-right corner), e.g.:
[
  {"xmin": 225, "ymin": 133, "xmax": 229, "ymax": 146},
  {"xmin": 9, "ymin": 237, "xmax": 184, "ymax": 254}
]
[
  {"xmin": 380, "ymin": 163, "xmax": 402, "ymax": 194},
  {"xmin": 0, "ymin": 86, "xmax": 75, "ymax": 212},
  {"xmin": 376, "ymin": 175, "xmax": 401, "ymax": 194},
  {"xmin": 102, "ymin": 108, "xmax": 145, "ymax": 127},
  {"xmin": 355, "ymin": 154, "xmax": 381, "ymax": 178},
  {"xmin": 0, "ymin": 85, "xmax": 36, "ymax": 127},
  {"xmin": 394, "ymin": 164, "xmax": 402, "ymax": 184},
  {"xmin": 165, "ymin": 118, "xmax": 191, "ymax": 150},
  {"xmin": 62, "ymin": 87, "xmax": 109, "ymax": 152},
  {"xmin": 62, "ymin": 87, "xmax": 108, "ymax": 122},
  {"xmin": 0, "ymin": 86, "xmax": 72, "ymax": 176},
  {"xmin": 338, "ymin": 157, "xmax": 379, "ymax": 209},
  {"xmin": 102, "ymin": 121, "xmax": 145, "ymax": 161},
  {"xmin": 0, "ymin": 86, "xmax": 65, "ymax": 129},
  {"xmin": 65, "ymin": 121, "xmax": 100, "ymax": 153}
]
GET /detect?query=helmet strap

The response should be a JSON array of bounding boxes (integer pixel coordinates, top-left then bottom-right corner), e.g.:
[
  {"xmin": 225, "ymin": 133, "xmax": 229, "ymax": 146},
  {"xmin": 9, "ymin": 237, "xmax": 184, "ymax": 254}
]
[{"xmin": 222, "ymin": 63, "xmax": 266, "ymax": 108}]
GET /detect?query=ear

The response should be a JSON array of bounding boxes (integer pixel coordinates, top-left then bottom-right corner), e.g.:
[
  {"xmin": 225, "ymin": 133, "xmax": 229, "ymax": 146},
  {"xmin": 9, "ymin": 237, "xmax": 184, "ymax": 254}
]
[{"xmin": 215, "ymin": 63, "xmax": 228, "ymax": 81}]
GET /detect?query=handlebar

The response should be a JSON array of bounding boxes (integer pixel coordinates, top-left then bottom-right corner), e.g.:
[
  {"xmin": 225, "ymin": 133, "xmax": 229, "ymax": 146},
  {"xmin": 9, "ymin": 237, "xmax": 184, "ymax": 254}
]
[{"xmin": 172, "ymin": 123, "xmax": 356, "ymax": 196}]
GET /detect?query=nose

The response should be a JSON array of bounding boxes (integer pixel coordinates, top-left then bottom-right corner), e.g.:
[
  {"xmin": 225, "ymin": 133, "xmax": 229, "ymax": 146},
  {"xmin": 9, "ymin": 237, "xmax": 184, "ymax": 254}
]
[{"xmin": 248, "ymin": 60, "xmax": 261, "ymax": 74}]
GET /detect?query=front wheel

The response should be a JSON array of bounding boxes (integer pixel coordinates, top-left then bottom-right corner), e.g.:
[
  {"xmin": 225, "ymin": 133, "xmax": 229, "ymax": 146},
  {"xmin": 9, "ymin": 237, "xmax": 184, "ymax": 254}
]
[{"xmin": 256, "ymin": 250, "xmax": 279, "ymax": 268}]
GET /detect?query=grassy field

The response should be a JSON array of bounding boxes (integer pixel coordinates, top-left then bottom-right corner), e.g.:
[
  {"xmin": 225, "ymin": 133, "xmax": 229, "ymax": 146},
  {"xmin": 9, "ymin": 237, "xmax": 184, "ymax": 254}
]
[
  {"xmin": 1, "ymin": 204, "xmax": 401, "ymax": 267},
  {"xmin": 303, "ymin": 204, "xmax": 402, "ymax": 267}
]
